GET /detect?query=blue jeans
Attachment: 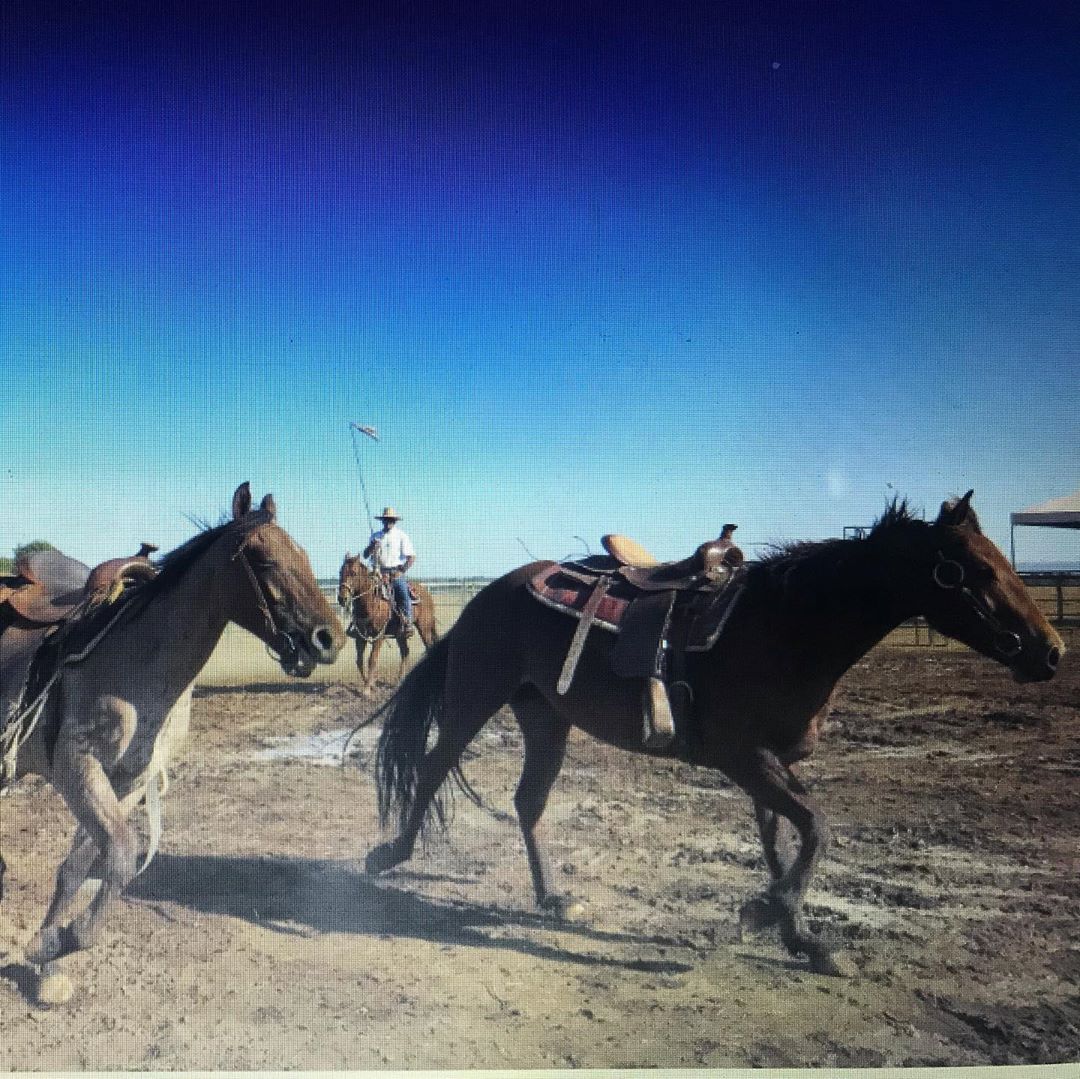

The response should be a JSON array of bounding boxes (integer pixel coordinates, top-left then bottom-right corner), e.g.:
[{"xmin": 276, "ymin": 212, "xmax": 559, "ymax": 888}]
[{"xmin": 390, "ymin": 574, "xmax": 413, "ymax": 622}]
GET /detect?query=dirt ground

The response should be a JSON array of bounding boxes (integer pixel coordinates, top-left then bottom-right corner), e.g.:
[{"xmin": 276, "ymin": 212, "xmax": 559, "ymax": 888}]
[{"xmin": 1, "ymin": 639, "xmax": 1078, "ymax": 1071}]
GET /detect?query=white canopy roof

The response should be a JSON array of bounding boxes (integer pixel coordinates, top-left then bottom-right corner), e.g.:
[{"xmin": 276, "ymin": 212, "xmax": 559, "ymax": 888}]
[{"xmin": 1010, "ymin": 490, "xmax": 1080, "ymax": 529}]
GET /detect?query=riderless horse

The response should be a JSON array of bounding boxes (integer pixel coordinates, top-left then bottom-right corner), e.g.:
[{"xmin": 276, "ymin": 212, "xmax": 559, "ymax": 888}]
[
  {"xmin": 365, "ymin": 493, "xmax": 1062, "ymax": 976},
  {"xmin": 0, "ymin": 483, "xmax": 344, "ymax": 967}
]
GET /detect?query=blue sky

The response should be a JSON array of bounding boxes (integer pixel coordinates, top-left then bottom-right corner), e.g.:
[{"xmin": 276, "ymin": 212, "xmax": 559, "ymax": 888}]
[{"xmin": 2, "ymin": 1, "xmax": 1077, "ymax": 577}]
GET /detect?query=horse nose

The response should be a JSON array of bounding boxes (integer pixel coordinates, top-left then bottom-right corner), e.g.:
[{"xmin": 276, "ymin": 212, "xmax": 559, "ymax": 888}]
[
  {"xmin": 311, "ymin": 625, "xmax": 341, "ymax": 662},
  {"xmin": 1046, "ymin": 645, "xmax": 1061, "ymax": 673}
]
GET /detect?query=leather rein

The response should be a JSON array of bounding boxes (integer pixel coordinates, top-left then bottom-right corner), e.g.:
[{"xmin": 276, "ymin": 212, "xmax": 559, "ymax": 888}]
[{"xmin": 233, "ymin": 537, "xmax": 300, "ymax": 664}]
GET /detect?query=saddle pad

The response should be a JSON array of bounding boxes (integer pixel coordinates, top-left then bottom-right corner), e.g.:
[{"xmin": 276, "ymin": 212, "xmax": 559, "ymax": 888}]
[{"xmin": 527, "ymin": 564, "xmax": 632, "ymax": 632}]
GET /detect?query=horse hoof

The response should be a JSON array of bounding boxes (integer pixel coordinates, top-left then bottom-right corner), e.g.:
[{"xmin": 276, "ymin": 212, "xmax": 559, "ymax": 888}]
[
  {"xmin": 738, "ymin": 896, "xmax": 784, "ymax": 936},
  {"xmin": 809, "ymin": 949, "xmax": 856, "ymax": 978},
  {"xmin": 538, "ymin": 894, "xmax": 584, "ymax": 920},
  {"xmin": 25, "ymin": 927, "xmax": 63, "ymax": 966},
  {"xmin": 365, "ymin": 842, "xmax": 401, "ymax": 876},
  {"xmin": 35, "ymin": 968, "xmax": 75, "ymax": 1006}
]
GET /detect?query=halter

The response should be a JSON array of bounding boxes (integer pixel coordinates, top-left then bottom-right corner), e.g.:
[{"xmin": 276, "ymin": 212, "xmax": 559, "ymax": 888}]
[
  {"xmin": 932, "ymin": 552, "xmax": 1022, "ymax": 659},
  {"xmin": 233, "ymin": 537, "xmax": 298, "ymax": 663}
]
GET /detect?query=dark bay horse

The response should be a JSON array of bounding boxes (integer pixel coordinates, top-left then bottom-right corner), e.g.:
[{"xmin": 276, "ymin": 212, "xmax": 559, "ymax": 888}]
[
  {"xmin": 0, "ymin": 483, "xmax": 345, "ymax": 969},
  {"xmin": 366, "ymin": 493, "xmax": 1063, "ymax": 976},
  {"xmin": 338, "ymin": 554, "xmax": 439, "ymax": 693}
]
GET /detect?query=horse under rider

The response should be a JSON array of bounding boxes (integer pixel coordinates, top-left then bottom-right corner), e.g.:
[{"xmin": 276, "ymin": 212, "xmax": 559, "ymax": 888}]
[{"xmin": 363, "ymin": 506, "xmax": 416, "ymax": 629}]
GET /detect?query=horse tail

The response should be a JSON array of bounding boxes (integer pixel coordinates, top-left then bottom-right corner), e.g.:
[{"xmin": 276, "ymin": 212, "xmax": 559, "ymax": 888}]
[{"xmin": 373, "ymin": 634, "xmax": 453, "ymax": 830}]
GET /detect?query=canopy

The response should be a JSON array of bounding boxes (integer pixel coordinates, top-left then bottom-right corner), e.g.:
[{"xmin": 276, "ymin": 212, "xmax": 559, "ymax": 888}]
[
  {"xmin": 1010, "ymin": 490, "xmax": 1080, "ymax": 529},
  {"xmin": 1010, "ymin": 490, "xmax": 1080, "ymax": 568}
]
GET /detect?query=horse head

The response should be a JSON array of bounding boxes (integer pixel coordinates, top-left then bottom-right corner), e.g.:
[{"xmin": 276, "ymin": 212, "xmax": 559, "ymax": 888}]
[
  {"xmin": 337, "ymin": 552, "xmax": 369, "ymax": 608},
  {"xmin": 338, "ymin": 550, "xmax": 388, "ymax": 628},
  {"xmin": 908, "ymin": 490, "xmax": 1063, "ymax": 682},
  {"xmin": 229, "ymin": 482, "xmax": 345, "ymax": 677}
]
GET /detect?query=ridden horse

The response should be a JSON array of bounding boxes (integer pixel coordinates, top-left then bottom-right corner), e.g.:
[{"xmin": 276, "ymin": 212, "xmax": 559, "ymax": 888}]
[
  {"xmin": 0, "ymin": 483, "xmax": 345, "ymax": 967},
  {"xmin": 337, "ymin": 554, "xmax": 439, "ymax": 693},
  {"xmin": 365, "ymin": 492, "xmax": 1063, "ymax": 976}
]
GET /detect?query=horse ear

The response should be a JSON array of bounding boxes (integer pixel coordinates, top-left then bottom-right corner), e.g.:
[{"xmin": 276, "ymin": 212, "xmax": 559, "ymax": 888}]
[
  {"xmin": 260, "ymin": 494, "xmax": 277, "ymax": 521},
  {"xmin": 936, "ymin": 489, "xmax": 981, "ymax": 533},
  {"xmin": 232, "ymin": 482, "xmax": 252, "ymax": 519}
]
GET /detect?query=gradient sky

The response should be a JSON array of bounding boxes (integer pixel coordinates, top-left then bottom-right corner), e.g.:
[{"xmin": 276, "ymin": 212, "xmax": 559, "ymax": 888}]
[{"xmin": 2, "ymin": 1, "xmax": 1077, "ymax": 577}]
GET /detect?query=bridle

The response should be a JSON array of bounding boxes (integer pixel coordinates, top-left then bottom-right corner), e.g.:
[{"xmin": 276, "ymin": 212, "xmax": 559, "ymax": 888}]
[
  {"xmin": 234, "ymin": 536, "xmax": 300, "ymax": 665},
  {"xmin": 339, "ymin": 563, "xmax": 394, "ymax": 643},
  {"xmin": 932, "ymin": 551, "xmax": 1022, "ymax": 659}
]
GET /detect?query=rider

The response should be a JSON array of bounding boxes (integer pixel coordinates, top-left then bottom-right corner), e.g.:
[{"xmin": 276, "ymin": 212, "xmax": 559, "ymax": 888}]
[{"xmin": 363, "ymin": 506, "xmax": 416, "ymax": 628}]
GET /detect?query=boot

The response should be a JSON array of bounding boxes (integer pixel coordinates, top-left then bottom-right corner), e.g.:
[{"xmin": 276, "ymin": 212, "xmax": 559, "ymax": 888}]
[{"xmin": 642, "ymin": 676, "xmax": 675, "ymax": 749}]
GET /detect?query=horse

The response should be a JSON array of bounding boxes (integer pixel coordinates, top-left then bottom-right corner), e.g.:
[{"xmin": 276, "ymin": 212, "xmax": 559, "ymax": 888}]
[
  {"xmin": 337, "ymin": 554, "xmax": 439, "ymax": 693},
  {"xmin": 365, "ymin": 492, "xmax": 1063, "ymax": 976},
  {"xmin": 0, "ymin": 482, "xmax": 345, "ymax": 968}
]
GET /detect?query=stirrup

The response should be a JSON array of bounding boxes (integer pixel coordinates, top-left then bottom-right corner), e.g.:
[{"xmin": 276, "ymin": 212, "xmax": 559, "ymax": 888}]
[{"xmin": 642, "ymin": 677, "xmax": 675, "ymax": 748}]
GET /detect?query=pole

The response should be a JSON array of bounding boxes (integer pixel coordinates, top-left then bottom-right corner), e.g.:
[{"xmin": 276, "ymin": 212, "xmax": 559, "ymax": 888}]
[{"xmin": 349, "ymin": 422, "xmax": 379, "ymax": 536}]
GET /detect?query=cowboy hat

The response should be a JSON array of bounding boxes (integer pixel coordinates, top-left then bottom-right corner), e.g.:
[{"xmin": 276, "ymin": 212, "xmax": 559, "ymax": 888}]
[{"xmin": 377, "ymin": 506, "xmax": 402, "ymax": 520}]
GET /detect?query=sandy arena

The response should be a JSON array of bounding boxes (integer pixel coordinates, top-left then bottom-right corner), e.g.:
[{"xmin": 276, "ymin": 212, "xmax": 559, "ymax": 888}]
[{"xmin": 1, "ymin": 618, "xmax": 1078, "ymax": 1070}]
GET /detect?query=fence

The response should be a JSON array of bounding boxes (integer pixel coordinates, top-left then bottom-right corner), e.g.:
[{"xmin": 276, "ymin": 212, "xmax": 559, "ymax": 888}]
[{"xmin": 324, "ymin": 571, "xmax": 1079, "ymax": 647}]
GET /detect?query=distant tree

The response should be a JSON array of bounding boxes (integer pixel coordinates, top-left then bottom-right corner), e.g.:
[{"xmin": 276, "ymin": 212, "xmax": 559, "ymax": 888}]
[
  {"xmin": 0, "ymin": 556, "xmax": 12, "ymax": 574},
  {"xmin": 12, "ymin": 540, "xmax": 56, "ymax": 565}
]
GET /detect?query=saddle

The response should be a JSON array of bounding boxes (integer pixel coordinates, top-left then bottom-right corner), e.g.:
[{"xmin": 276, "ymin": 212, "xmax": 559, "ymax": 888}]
[
  {"xmin": 528, "ymin": 533, "xmax": 746, "ymax": 697},
  {"xmin": 1, "ymin": 544, "xmax": 159, "ymax": 779},
  {"xmin": 0, "ymin": 543, "xmax": 158, "ymax": 626}
]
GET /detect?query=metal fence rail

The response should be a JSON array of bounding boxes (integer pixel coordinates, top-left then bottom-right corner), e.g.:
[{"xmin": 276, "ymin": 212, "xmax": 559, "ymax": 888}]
[{"xmin": 322, "ymin": 570, "xmax": 1079, "ymax": 646}]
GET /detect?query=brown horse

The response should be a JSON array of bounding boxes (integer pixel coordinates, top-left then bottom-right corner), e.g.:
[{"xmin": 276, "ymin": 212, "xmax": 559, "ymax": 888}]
[
  {"xmin": 337, "ymin": 554, "xmax": 439, "ymax": 693},
  {"xmin": 366, "ymin": 492, "xmax": 1063, "ymax": 976},
  {"xmin": 0, "ymin": 483, "xmax": 345, "ymax": 968}
]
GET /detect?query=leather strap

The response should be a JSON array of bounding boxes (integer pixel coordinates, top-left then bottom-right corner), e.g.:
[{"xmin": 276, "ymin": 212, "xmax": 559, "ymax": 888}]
[{"xmin": 557, "ymin": 576, "xmax": 611, "ymax": 695}]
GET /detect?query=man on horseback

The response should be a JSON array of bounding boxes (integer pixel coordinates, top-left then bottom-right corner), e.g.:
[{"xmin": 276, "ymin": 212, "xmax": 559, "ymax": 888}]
[{"xmin": 364, "ymin": 506, "xmax": 416, "ymax": 630}]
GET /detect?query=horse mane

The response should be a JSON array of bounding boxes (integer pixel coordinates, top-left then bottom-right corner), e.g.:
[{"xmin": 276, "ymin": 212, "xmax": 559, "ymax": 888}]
[
  {"xmin": 751, "ymin": 498, "xmax": 924, "ymax": 600},
  {"xmin": 22, "ymin": 509, "xmax": 275, "ymax": 714},
  {"xmin": 149, "ymin": 508, "xmax": 273, "ymax": 599}
]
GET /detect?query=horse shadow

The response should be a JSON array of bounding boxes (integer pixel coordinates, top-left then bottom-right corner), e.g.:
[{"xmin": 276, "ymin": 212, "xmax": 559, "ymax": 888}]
[{"xmin": 127, "ymin": 852, "xmax": 693, "ymax": 975}]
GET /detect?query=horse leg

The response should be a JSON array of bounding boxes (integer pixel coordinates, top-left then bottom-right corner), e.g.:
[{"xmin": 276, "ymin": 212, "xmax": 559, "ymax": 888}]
[
  {"xmin": 368, "ymin": 637, "xmax": 384, "ymax": 687},
  {"xmin": 28, "ymin": 826, "xmax": 100, "ymax": 959},
  {"xmin": 367, "ymin": 682, "xmax": 504, "ymax": 875},
  {"xmin": 754, "ymin": 800, "xmax": 793, "ymax": 882},
  {"xmin": 509, "ymin": 688, "xmax": 572, "ymax": 913},
  {"xmin": 394, "ymin": 633, "xmax": 409, "ymax": 685},
  {"xmin": 27, "ymin": 753, "xmax": 137, "ymax": 963},
  {"xmin": 354, "ymin": 639, "xmax": 371, "ymax": 693},
  {"xmin": 729, "ymin": 748, "xmax": 846, "ymax": 976},
  {"xmin": 0, "ymin": 851, "xmax": 6, "ymax": 902}
]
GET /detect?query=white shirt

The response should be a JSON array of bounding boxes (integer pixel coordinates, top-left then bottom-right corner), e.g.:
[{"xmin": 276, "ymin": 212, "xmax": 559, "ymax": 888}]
[{"xmin": 368, "ymin": 525, "xmax": 415, "ymax": 570}]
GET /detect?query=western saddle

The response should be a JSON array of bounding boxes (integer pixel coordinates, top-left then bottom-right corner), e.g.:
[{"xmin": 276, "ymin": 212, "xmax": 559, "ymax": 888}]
[
  {"xmin": 528, "ymin": 527, "xmax": 745, "ymax": 749},
  {"xmin": 0, "ymin": 544, "xmax": 159, "ymax": 627},
  {"xmin": 1, "ymin": 544, "xmax": 159, "ymax": 781}
]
